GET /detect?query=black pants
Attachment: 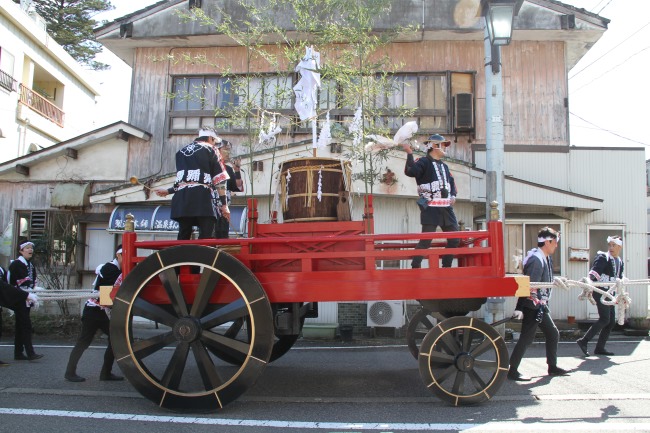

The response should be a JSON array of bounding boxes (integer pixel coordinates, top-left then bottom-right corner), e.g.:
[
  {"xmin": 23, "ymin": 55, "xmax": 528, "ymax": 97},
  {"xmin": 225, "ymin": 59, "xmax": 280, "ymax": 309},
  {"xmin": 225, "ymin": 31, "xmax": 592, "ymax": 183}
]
[
  {"xmin": 14, "ymin": 304, "xmax": 36, "ymax": 357},
  {"xmin": 581, "ymin": 291, "xmax": 615, "ymax": 351},
  {"xmin": 65, "ymin": 306, "xmax": 114, "ymax": 376},
  {"xmin": 509, "ymin": 306, "xmax": 559, "ymax": 372},
  {"xmin": 176, "ymin": 216, "xmax": 215, "ymax": 240},
  {"xmin": 412, "ymin": 222, "xmax": 460, "ymax": 268},
  {"xmin": 214, "ymin": 216, "xmax": 230, "ymax": 239}
]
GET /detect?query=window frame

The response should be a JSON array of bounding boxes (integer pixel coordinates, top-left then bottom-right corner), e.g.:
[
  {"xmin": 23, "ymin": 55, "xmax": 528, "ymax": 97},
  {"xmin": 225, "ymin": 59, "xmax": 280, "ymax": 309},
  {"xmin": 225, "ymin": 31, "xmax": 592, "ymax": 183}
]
[{"xmin": 167, "ymin": 71, "xmax": 475, "ymax": 137}]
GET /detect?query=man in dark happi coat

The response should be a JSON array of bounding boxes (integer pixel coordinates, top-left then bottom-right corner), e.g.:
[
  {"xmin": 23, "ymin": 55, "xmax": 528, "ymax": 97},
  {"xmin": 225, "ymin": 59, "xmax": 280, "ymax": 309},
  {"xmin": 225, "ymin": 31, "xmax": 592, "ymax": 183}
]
[
  {"xmin": 508, "ymin": 227, "xmax": 569, "ymax": 381},
  {"xmin": 576, "ymin": 235, "xmax": 624, "ymax": 357},
  {"xmin": 156, "ymin": 127, "xmax": 230, "ymax": 239},
  {"xmin": 0, "ymin": 266, "xmax": 35, "ymax": 366},
  {"xmin": 401, "ymin": 134, "xmax": 459, "ymax": 268}
]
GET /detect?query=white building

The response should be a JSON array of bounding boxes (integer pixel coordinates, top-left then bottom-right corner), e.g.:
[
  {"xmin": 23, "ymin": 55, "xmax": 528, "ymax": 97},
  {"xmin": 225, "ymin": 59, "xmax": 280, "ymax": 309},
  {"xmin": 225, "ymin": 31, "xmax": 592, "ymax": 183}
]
[{"xmin": 0, "ymin": 0, "xmax": 101, "ymax": 163}]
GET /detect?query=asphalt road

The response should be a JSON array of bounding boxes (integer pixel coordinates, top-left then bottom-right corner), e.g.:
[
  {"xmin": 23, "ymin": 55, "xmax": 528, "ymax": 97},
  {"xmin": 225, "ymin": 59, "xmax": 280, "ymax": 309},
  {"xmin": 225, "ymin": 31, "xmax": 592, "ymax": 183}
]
[{"xmin": 0, "ymin": 334, "xmax": 649, "ymax": 433}]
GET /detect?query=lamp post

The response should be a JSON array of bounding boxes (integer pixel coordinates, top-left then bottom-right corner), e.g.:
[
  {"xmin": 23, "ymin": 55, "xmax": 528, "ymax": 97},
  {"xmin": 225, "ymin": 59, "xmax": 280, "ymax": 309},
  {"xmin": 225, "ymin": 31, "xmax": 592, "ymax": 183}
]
[{"xmin": 481, "ymin": 0, "xmax": 521, "ymax": 221}]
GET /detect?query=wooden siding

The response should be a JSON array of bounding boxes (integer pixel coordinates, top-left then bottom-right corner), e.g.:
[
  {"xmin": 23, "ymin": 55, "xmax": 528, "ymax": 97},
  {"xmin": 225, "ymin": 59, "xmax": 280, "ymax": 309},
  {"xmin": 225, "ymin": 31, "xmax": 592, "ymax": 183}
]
[{"xmin": 129, "ymin": 40, "xmax": 568, "ymax": 178}]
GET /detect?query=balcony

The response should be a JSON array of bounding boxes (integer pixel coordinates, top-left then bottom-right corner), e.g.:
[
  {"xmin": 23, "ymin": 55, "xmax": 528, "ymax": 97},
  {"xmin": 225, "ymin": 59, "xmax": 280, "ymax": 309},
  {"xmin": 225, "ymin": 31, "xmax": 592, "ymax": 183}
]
[
  {"xmin": 0, "ymin": 69, "xmax": 18, "ymax": 92},
  {"xmin": 19, "ymin": 84, "xmax": 65, "ymax": 127}
]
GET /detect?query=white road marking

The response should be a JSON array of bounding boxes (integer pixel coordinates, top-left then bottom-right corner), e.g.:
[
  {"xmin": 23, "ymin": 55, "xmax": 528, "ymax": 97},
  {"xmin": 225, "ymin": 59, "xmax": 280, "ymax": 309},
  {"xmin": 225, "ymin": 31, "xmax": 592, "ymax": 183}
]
[{"xmin": 1, "ymin": 408, "xmax": 650, "ymax": 431}]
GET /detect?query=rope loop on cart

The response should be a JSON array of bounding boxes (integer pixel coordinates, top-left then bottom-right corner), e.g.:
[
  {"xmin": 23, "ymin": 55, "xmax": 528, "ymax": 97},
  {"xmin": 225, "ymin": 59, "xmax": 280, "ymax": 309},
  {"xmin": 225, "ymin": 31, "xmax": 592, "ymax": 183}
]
[{"xmin": 528, "ymin": 277, "xmax": 648, "ymax": 326}]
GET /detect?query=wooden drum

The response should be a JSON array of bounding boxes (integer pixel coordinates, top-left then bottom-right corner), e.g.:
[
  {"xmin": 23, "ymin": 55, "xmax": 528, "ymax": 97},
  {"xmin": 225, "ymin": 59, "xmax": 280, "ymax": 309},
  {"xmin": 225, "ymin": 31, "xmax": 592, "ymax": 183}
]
[{"xmin": 280, "ymin": 157, "xmax": 351, "ymax": 222}]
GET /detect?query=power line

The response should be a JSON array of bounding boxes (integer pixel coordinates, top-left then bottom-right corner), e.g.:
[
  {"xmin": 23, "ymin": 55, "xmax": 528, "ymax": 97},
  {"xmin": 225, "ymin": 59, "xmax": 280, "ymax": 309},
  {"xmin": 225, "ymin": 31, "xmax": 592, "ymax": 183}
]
[
  {"xmin": 588, "ymin": 0, "xmax": 609, "ymax": 13},
  {"xmin": 569, "ymin": 111, "xmax": 650, "ymax": 147},
  {"xmin": 569, "ymin": 21, "xmax": 650, "ymax": 80},
  {"xmin": 595, "ymin": 0, "xmax": 614, "ymax": 15},
  {"xmin": 570, "ymin": 45, "xmax": 650, "ymax": 93}
]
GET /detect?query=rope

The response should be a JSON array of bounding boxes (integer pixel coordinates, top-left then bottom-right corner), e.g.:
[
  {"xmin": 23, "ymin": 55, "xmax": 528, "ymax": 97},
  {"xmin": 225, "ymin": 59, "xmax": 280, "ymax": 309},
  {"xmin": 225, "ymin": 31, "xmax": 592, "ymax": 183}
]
[
  {"xmin": 528, "ymin": 277, "xmax": 646, "ymax": 326},
  {"xmin": 25, "ymin": 289, "xmax": 96, "ymax": 302}
]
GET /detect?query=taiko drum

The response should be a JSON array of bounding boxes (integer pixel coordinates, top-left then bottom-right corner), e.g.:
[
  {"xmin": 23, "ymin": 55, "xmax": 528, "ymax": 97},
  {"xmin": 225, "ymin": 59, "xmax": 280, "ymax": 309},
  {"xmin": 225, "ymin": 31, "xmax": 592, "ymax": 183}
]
[{"xmin": 279, "ymin": 157, "xmax": 350, "ymax": 222}]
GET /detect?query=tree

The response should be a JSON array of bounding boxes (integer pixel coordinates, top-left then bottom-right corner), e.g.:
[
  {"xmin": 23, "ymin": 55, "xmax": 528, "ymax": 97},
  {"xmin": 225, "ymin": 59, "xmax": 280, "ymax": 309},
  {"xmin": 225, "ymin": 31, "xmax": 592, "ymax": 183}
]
[
  {"xmin": 32, "ymin": 211, "xmax": 83, "ymax": 322},
  {"xmin": 14, "ymin": 0, "xmax": 114, "ymax": 70},
  {"xmin": 175, "ymin": 0, "xmax": 416, "ymax": 199}
]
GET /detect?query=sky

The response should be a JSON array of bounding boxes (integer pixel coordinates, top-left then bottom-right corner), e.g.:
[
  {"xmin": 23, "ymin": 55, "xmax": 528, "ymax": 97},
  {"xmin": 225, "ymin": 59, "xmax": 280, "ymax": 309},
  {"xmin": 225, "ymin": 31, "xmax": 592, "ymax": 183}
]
[{"xmin": 92, "ymin": 0, "xmax": 650, "ymax": 158}]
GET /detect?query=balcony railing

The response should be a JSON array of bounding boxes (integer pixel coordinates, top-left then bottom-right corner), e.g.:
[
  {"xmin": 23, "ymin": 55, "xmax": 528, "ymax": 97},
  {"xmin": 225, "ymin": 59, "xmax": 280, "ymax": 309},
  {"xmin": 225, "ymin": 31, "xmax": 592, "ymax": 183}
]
[
  {"xmin": 19, "ymin": 84, "xmax": 65, "ymax": 127},
  {"xmin": 0, "ymin": 69, "xmax": 18, "ymax": 92}
]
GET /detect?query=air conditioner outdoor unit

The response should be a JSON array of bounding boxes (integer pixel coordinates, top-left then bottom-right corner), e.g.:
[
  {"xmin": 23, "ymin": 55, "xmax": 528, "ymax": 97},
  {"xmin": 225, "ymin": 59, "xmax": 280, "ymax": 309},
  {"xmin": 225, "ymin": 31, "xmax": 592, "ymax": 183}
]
[
  {"xmin": 454, "ymin": 93, "xmax": 474, "ymax": 130},
  {"xmin": 367, "ymin": 301, "xmax": 405, "ymax": 328}
]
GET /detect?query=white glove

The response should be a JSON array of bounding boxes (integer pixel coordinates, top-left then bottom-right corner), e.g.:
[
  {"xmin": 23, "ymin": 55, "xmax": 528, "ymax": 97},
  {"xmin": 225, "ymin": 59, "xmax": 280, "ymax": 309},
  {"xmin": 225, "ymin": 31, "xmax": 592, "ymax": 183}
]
[
  {"xmin": 512, "ymin": 310, "xmax": 524, "ymax": 320},
  {"xmin": 27, "ymin": 293, "xmax": 40, "ymax": 310}
]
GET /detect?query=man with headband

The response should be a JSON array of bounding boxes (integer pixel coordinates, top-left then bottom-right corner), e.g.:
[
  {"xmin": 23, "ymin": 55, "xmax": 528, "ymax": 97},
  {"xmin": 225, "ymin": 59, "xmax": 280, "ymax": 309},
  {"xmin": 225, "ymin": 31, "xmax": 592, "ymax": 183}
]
[
  {"xmin": 155, "ymin": 127, "xmax": 230, "ymax": 240},
  {"xmin": 576, "ymin": 235, "xmax": 624, "ymax": 357},
  {"xmin": 401, "ymin": 134, "xmax": 459, "ymax": 269},
  {"xmin": 7, "ymin": 240, "xmax": 43, "ymax": 361},
  {"xmin": 508, "ymin": 227, "xmax": 569, "ymax": 381}
]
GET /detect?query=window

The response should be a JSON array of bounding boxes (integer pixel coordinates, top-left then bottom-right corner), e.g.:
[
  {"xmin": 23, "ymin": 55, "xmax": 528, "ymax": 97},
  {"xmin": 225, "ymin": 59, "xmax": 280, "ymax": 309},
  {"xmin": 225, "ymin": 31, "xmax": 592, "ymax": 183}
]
[
  {"xmin": 505, "ymin": 222, "xmax": 564, "ymax": 276},
  {"xmin": 168, "ymin": 72, "xmax": 474, "ymax": 136},
  {"xmin": 169, "ymin": 74, "xmax": 293, "ymax": 134},
  {"xmin": 0, "ymin": 47, "xmax": 17, "ymax": 92},
  {"xmin": 16, "ymin": 211, "xmax": 78, "ymax": 267},
  {"xmin": 377, "ymin": 74, "xmax": 447, "ymax": 130}
]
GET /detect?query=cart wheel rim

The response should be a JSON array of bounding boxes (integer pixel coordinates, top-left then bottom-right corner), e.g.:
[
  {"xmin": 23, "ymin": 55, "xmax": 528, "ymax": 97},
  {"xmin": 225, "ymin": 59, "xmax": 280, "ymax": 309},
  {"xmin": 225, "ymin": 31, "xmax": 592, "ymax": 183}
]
[
  {"xmin": 418, "ymin": 316, "xmax": 508, "ymax": 406},
  {"xmin": 111, "ymin": 245, "xmax": 274, "ymax": 411},
  {"xmin": 406, "ymin": 307, "xmax": 436, "ymax": 360}
]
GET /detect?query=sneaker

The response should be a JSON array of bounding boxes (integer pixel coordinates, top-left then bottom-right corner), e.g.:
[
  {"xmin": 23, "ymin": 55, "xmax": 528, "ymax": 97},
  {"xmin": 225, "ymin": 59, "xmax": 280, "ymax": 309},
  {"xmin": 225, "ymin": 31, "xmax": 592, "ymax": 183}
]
[
  {"xmin": 576, "ymin": 339, "xmax": 590, "ymax": 357},
  {"xmin": 100, "ymin": 373, "xmax": 124, "ymax": 381},
  {"xmin": 65, "ymin": 373, "xmax": 86, "ymax": 383},
  {"xmin": 14, "ymin": 354, "xmax": 28, "ymax": 361},
  {"xmin": 548, "ymin": 366, "xmax": 569, "ymax": 376},
  {"xmin": 507, "ymin": 370, "xmax": 531, "ymax": 381},
  {"xmin": 26, "ymin": 353, "xmax": 44, "ymax": 361},
  {"xmin": 0, "ymin": 360, "xmax": 9, "ymax": 367},
  {"xmin": 594, "ymin": 349, "xmax": 614, "ymax": 356}
]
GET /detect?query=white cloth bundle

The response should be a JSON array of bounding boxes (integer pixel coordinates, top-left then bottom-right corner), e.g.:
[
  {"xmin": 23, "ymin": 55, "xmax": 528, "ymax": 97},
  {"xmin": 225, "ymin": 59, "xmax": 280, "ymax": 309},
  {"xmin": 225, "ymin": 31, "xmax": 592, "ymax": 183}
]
[{"xmin": 365, "ymin": 121, "xmax": 418, "ymax": 152}]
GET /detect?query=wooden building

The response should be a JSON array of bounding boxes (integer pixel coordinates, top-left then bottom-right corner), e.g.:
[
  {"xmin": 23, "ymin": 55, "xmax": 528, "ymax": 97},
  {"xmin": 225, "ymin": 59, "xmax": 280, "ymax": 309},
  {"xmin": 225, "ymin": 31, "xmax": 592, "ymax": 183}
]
[{"xmin": 0, "ymin": 0, "xmax": 646, "ymax": 323}]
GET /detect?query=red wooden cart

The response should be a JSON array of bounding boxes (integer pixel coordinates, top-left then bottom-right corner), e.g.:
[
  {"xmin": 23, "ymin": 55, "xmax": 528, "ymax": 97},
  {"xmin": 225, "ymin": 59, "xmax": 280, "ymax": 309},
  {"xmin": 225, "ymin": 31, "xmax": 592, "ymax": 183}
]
[{"xmin": 108, "ymin": 196, "xmax": 528, "ymax": 411}]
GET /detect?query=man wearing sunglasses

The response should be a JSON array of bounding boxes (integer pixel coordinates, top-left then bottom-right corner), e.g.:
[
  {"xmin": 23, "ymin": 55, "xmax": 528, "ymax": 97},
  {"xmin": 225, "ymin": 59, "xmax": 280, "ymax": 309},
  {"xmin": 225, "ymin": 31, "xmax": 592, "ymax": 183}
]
[{"xmin": 401, "ymin": 134, "xmax": 459, "ymax": 269}]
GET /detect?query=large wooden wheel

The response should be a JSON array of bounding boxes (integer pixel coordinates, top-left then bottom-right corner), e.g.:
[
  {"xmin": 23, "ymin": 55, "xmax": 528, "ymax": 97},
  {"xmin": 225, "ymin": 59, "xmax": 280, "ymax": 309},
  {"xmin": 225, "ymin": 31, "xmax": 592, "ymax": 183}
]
[
  {"xmin": 208, "ymin": 310, "xmax": 304, "ymax": 364},
  {"xmin": 406, "ymin": 307, "xmax": 440, "ymax": 359},
  {"xmin": 110, "ymin": 245, "xmax": 274, "ymax": 412},
  {"xmin": 418, "ymin": 316, "xmax": 508, "ymax": 406}
]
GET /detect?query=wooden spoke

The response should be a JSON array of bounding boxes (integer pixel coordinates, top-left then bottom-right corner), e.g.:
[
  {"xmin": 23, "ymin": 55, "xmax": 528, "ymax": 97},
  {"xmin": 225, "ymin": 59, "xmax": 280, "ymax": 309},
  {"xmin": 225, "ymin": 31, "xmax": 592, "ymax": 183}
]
[
  {"xmin": 158, "ymin": 268, "xmax": 189, "ymax": 317},
  {"xmin": 418, "ymin": 316, "xmax": 509, "ymax": 406},
  {"xmin": 406, "ymin": 307, "xmax": 438, "ymax": 359},
  {"xmin": 110, "ymin": 245, "xmax": 274, "ymax": 411}
]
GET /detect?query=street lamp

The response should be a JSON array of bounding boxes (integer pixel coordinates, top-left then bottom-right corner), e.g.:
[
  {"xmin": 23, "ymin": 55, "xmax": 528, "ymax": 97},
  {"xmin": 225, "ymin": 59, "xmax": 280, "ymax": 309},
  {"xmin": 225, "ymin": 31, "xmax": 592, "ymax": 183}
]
[
  {"xmin": 482, "ymin": 0, "xmax": 519, "ymax": 46},
  {"xmin": 481, "ymin": 0, "xmax": 521, "ymax": 222}
]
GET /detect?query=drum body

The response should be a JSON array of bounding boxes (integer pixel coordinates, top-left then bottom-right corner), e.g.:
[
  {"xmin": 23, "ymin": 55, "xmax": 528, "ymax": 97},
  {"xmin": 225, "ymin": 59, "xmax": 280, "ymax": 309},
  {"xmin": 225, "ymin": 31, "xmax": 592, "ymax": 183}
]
[{"xmin": 280, "ymin": 158, "xmax": 350, "ymax": 222}]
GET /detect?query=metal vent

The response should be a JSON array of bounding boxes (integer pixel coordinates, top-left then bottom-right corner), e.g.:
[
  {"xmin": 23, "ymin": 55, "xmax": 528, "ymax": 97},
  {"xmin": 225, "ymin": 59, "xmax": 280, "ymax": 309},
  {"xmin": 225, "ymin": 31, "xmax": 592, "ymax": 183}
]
[
  {"xmin": 454, "ymin": 93, "xmax": 474, "ymax": 130},
  {"xmin": 29, "ymin": 211, "xmax": 47, "ymax": 241},
  {"xmin": 120, "ymin": 23, "xmax": 133, "ymax": 38}
]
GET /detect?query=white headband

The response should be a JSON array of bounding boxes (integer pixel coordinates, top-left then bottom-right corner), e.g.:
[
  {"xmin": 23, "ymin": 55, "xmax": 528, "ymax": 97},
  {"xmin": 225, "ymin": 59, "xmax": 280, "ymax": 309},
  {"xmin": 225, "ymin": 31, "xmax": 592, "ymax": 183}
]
[
  {"xmin": 20, "ymin": 241, "xmax": 34, "ymax": 250},
  {"xmin": 538, "ymin": 236, "xmax": 558, "ymax": 243},
  {"xmin": 607, "ymin": 236, "xmax": 622, "ymax": 246},
  {"xmin": 198, "ymin": 128, "xmax": 222, "ymax": 143},
  {"xmin": 116, "ymin": 248, "xmax": 123, "ymax": 255}
]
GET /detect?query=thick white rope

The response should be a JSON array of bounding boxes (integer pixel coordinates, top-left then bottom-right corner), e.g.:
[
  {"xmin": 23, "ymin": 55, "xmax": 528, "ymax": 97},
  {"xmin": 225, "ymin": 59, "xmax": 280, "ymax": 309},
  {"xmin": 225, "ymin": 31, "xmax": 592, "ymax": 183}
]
[
  {"xmin": 529, "ymin": 277, "xmax": 644, "ymax": 325},
  {"xmin": 15, "ymin": 278, "xmax": 646, "ymax": 326},
  {"xmin": 2, "ymin": 289, "xmax": 95, "ymax": 314},
  {"xmin": 24, "ymin": 290, "xmax": 96, "ymax": 302}
]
